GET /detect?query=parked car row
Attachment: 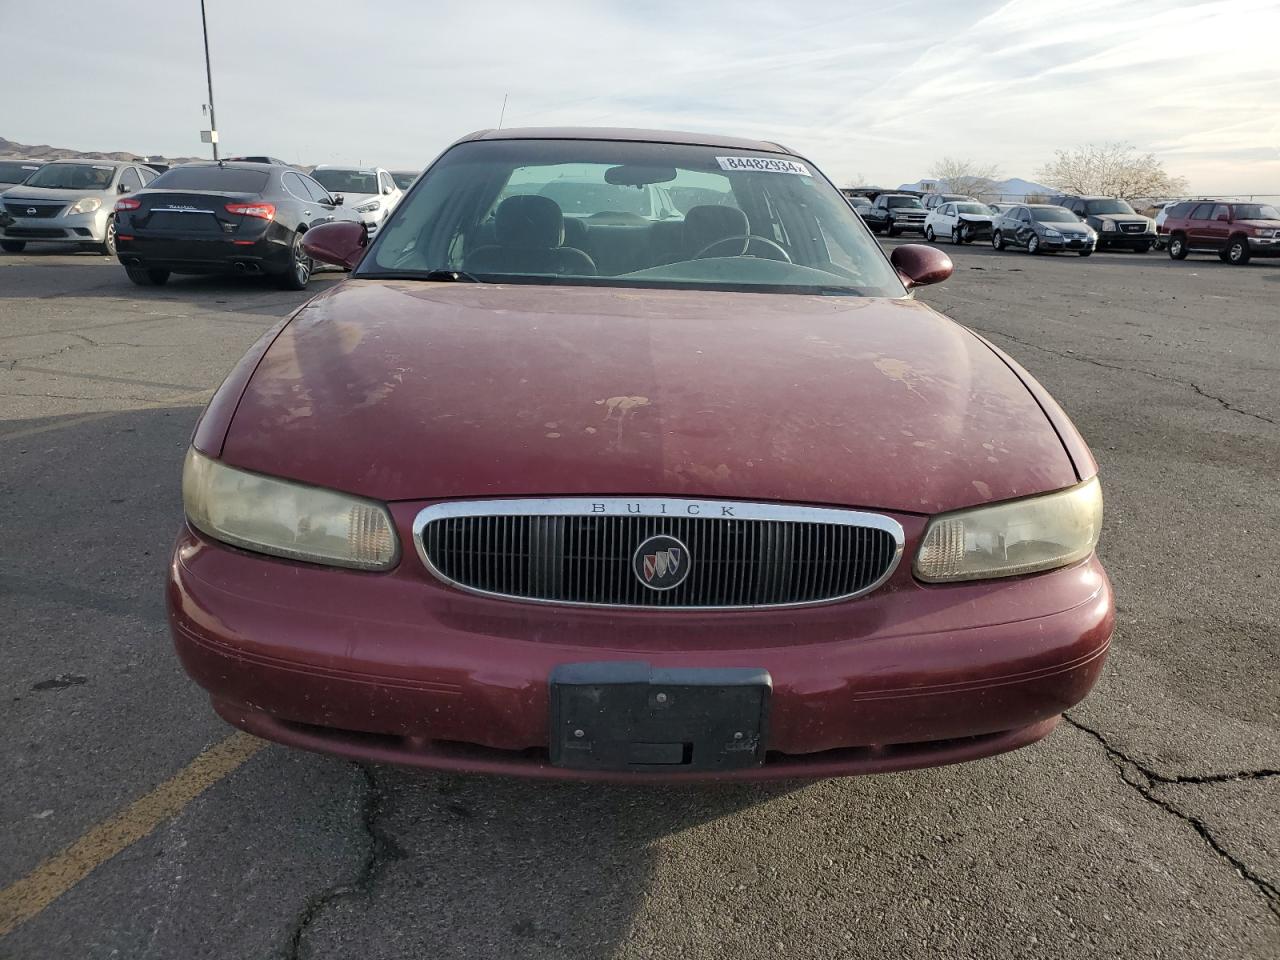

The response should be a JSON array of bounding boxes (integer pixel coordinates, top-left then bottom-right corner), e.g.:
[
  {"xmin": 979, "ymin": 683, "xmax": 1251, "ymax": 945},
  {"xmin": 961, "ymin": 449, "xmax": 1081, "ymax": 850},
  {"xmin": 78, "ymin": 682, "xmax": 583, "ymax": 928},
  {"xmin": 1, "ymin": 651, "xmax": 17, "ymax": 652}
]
[{"xmin": 0, "ymin": 156, "xmax": 422, "ymax": 288}]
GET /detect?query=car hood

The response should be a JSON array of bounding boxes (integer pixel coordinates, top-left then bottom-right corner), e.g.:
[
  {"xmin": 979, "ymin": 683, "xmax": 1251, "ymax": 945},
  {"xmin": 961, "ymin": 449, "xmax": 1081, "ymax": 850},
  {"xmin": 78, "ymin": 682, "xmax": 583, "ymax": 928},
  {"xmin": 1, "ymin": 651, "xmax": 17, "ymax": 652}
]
[
  {"xmin": 1090, "ymin": 214, "xmax": 1148, "ymax": 225},
  {"xmin": 2, "ymin": 185, "xmax": 112, "ymax": 201},
  {"xmin": 339, "ymin": 192, "xmax": 379, "ymax": 207},
  {"xmin": 220, "ymin": 281, "xmax": 1079, "ymax": 513},
  {"xmin": 1046, "ymin": 222, "xmax": 1093, "ymax": 234},
  {"xmin": 955, "ymin": 213, "xmax": 994, "ymax": 222}
]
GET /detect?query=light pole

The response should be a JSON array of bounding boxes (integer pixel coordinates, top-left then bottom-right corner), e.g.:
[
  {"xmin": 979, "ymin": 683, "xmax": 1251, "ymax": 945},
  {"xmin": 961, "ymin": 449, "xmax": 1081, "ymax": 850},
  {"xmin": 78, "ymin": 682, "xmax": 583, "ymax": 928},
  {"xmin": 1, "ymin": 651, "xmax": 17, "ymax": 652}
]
[{"xmin": 200, "ymin": 0, "xmax": 219, "ymax": 160}]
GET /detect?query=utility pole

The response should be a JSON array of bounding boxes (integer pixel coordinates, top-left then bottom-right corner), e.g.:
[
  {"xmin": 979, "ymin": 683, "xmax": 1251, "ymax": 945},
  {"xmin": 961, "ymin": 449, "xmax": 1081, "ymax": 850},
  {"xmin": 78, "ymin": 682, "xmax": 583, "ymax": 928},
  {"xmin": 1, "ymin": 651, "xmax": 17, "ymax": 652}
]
[{"xmin": 200, "ymin": 0, "xmax": 219, "ymax": 160}]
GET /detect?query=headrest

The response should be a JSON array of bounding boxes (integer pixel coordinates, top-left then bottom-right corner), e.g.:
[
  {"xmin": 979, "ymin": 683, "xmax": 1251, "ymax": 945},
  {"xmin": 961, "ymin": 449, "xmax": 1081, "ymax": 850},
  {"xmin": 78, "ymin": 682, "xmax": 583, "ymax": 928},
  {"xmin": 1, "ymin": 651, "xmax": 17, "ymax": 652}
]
[
  {"xmin": 684, "ymin": 204, "xmax": 749, "ymax": 252},
  {"xmin": 495, "ymin": 194, "xmax": 564, "ymax": 248}
]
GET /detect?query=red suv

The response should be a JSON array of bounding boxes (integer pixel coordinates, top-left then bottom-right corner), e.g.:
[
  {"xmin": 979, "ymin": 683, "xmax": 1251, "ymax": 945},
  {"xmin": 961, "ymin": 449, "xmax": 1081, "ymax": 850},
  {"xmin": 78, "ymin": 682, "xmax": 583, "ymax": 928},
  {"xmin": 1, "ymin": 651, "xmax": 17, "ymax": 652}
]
[{"xmin": 1162, "ymin": 200, "xmax": 1280, "ymax": 264}]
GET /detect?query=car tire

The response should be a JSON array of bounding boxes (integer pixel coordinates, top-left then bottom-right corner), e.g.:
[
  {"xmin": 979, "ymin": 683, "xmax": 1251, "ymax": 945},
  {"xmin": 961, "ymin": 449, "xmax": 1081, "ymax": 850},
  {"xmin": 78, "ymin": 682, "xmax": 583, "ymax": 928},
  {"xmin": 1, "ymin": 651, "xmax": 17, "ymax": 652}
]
[
  {"xmin": 275, "ymin": 232, "xmax": 313, "ymax": 290},
  {"xmin": 0, "ymin": 240, "xmax": 26, "ymax": 253},
  {"xmin": 1168, "ymin": 234, "xmax": 1188, "ymax": 260},
  {"xmin": 1226, "ymin": 237, "xmax": 1251, "ymax": 265},
  {"xmin": 126, "ymin": 267, "xmax": 170, "ymax": 286},
  {"xmin": 98, "ymin": 215, "xmax": 117, "ymax": 256},
  {"xmin": 992, "ymin": 231, "xmax": 1005, "ymax": 251},
  {"xmin": 924, "ymin": 226, "xmax": 935, "ymax": 242},
  {"xmin": 887, "ymin": 226, "xmax": 900, "ymax": 238},
  {"xmin": 1078, "ymin": 249, "xmax": 1093, "ymax": 257},
  {"xmin": 1027, "ymin": 235, "xmax": 1041, "ymax": 255}
]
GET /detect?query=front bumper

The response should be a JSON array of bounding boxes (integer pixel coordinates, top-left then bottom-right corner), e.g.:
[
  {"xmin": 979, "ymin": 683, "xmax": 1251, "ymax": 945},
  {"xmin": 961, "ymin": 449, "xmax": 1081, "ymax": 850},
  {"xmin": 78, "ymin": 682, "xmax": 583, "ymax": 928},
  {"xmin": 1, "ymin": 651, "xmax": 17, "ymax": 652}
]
[
  {"xmin": 1248, "ymin": 236, "xmax": 1280, "ymax": 256},
  {"xmin": 169, "ymin": 517, "xmax": 1114, "ymax": 781},
  {"xmin": 1097, "ymin": 230, "xmax": 1154, "ymax": 249},
  {"xmin": 1, "ymin": 207, "xmax": 109, "ymax": 243},
  {"xmin": 889, "ymin": 217, "xmax": 927, "ymax": 233},
  {"xmin": 1041, "ymin": 234, "xmax": 1095, "ymax": 251}
]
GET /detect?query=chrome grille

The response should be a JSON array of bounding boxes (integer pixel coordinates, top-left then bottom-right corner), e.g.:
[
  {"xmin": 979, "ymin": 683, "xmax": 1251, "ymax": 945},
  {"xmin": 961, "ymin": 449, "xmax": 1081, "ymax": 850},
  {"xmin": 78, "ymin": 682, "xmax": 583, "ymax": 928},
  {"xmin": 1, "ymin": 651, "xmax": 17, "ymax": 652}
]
[
  {"xmin": 1121, "ymin": 223, "xmax": 1144, "ymax": 233},
  {"xmin": 4, "ymin": 201, "xmax": 64, "ymax": 219},
  {"xmin": 414, "ymin": 498, "xmax": 904, "ymax": 609}
]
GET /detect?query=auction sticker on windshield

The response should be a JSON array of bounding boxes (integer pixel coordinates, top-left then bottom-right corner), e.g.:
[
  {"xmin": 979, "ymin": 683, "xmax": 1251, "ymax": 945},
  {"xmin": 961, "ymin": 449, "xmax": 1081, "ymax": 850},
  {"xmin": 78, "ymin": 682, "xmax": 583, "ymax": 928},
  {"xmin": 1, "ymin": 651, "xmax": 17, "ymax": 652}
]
[{"xmin": 716, "ymin": 156, "xmax": 811, "ymax": 176}]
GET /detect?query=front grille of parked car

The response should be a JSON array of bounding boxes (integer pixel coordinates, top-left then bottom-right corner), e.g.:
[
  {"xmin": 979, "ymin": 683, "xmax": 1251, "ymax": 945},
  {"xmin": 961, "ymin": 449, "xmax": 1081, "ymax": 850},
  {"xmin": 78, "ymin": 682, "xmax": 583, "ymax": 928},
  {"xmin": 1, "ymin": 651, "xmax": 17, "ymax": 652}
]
[
  {"xmin": 1120, "ymin": 223, "xmax": 1145, "ymax": 233},
  {"xmin": 4, "ymin": 202, "xmax": 65, "ymax": 219},
  {"xmin": 5, "ymin": 228, "xmax": 67, "ymax": 238},
  {"xmin": 414, "ymin": 499, "xmax": 904, "ymax": 609}
]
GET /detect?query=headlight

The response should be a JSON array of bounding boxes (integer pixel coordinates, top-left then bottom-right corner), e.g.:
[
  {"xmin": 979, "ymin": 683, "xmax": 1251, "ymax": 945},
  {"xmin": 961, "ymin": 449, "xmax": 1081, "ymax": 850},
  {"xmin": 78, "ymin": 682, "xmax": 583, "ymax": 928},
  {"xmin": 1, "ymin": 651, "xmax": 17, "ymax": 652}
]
[
  {"xmin": 182, "ymin": 448, "xmax": 398, "ymax": 570},
  {"xmin": 914, "ymin": 477, "xmax": 1102, "ymax": 582},
  {"xmin": 354, "ymin": 200, "xmax": 381, "ymax": 213},
  {"xmin": 1102, "ymin": 221, "xmax": 1116, "ymax": 232},
  {"xmin": 1258, "ymin": 229, "xmax": 1276, "ymax": 238},
  {"xmin": 1043, "ymin": 228, "xmax": 1061, "ymax": 238},
  {"xmin": 67, "ymin": 197, "xmax": 102, "ymax": 215}
]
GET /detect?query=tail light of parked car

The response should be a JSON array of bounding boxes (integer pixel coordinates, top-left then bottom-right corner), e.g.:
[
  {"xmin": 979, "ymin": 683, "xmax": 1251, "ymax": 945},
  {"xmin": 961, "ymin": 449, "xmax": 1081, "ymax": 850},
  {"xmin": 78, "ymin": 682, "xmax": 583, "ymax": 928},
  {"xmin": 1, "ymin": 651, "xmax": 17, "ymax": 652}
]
[
  {"xmin": 225, "ymin": 202, "xmax": 276, "ymax": 221},
  {"xmin": 115, "ymin": 198, "xmax": 141, "ymax": 212}
]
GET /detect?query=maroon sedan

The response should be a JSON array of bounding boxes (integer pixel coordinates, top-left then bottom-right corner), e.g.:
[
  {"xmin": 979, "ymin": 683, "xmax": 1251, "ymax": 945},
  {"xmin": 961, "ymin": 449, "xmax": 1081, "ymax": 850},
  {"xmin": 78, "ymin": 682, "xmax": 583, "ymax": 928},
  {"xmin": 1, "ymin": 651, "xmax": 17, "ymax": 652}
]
[{"xmin": 169, "ymin": 128, "xmax": 1112, "ymax": 780}]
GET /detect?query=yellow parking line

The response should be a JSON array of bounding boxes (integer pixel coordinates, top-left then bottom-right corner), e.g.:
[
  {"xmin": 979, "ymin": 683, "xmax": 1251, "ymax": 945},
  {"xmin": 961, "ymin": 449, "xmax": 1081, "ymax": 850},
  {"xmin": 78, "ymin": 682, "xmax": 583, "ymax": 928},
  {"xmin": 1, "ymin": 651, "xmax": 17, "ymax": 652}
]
[{"xmin": 0, "ymin": 732, "xmax": 267, "ymax": 938}]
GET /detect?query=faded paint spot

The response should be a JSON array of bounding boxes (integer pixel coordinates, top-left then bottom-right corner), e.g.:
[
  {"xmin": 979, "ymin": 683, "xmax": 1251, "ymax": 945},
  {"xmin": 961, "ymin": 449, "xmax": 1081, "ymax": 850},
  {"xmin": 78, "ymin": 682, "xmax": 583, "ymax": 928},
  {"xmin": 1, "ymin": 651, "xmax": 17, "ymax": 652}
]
[
  {"xmin": 874, "ymin": 357, "xmax": 930, "ymax": 401},
  {"xmin": 544, "ymin": 421, "xmax": 558, "ymax": 429},
  {"xmin": 972, "ymin": 480, "xmax": 992, "ymax": 498},
  {"xmin": 584, "ymin": 426, "xmax": 597, "ymax": 434},
  {"xmin": 595, "ymin": 395, "xmax": 651, "ymax": 419},
  {"xmin": 545, "ymin": 432, "xmax": 561, "ymax": 439}
]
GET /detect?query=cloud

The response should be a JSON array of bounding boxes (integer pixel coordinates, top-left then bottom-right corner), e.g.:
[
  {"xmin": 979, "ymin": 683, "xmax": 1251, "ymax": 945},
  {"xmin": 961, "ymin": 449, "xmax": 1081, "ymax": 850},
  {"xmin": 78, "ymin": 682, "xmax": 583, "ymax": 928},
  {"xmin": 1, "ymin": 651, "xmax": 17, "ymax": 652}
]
[{"xmin": 2, "ymin": 0, "xmax": 1277, "ymax": 193}]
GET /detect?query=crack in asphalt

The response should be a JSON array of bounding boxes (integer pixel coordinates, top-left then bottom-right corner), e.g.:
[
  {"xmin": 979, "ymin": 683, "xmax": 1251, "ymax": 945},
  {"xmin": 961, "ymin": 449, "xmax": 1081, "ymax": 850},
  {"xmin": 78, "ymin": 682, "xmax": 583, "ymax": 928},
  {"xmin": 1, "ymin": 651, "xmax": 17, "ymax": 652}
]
[
  {"xmin": 1064, "ymin": 715, "xmax": 1280, "ymax": 921},
  {"xmin": 966, "ymin": 324, "xmax": 1278, "ymax": 426},
  {"xmin": 282, "ymin": 764, "xmax": 400, "ymax": 960}
]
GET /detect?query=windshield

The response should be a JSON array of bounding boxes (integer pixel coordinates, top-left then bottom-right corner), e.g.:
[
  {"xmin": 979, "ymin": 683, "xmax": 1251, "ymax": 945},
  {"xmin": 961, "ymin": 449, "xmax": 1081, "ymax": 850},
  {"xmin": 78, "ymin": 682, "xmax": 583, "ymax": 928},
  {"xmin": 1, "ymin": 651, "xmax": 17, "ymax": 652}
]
[
  {"xmin": 955, "ymin": 203, "xmax": 989, "ymax": 214},
  {"xmin": 886, "ymin": 196, "xmax": 922, "ymax": 209},
  {"xmin": 1032, "ymin": 207, "xmax": 1079, "ymax": 223},
  {"xmin": 362, "ymin": 139, "xmax": 904, "ymax": 297},
  {"xmin": 391, "ymin": 171, "xmax": 418, "ymax": 190},
  {"xmin": 1234, "ymin": 204, "xmax": 1280, "ymax": 220},
  {"xmin": 0, "ymin": 161, "xmax": 42, "ymax": 183},
  {"xmin": 312, "ymin": 169, "xmax": 379, "ymax": 195},
  {"xmin": 23, "ymin": 163, "xmax": 116, "ymax": 190},
  {"xmin": 148, "ymin": 167, "xmax": 269, "ymax": 192},
  {"xmin": 1085, "ymin": 199, "xmax": 1136, "ymax": 215}
]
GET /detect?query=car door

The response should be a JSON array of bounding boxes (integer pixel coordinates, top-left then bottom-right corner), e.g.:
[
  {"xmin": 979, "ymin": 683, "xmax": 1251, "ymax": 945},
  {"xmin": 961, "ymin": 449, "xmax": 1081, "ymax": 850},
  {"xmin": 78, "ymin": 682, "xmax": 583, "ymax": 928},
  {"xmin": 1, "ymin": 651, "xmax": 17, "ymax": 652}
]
[
  {"xmin": 299, "ymin": 175, "xmax": 339, "ymax": 226},
  {"xmin": 1013, "ymin": 207, "xmax": 1034, "ymax": 247},
  {"xmin": 937, "ymin": 203, "xmax": 956, "ymax": 238},
  {"xmin": 1185, "ymin": 203, "xmax": 1214, "ymax": 247},
  {"xmin": 1206, "ymin": 204, "xmax": 1232, "ymax": 249}
]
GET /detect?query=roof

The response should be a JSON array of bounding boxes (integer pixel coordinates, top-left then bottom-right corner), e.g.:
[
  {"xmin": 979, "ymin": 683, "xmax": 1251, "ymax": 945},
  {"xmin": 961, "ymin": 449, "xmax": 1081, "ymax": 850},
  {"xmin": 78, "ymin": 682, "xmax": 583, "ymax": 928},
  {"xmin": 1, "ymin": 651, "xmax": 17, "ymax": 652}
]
[
  {"xmin": 454, "ymin": 127, "xmax": 793, "ymax": 154},
  {"xmin": 45, "ymin": 158, "xmax": 134, "ymax": 166}
]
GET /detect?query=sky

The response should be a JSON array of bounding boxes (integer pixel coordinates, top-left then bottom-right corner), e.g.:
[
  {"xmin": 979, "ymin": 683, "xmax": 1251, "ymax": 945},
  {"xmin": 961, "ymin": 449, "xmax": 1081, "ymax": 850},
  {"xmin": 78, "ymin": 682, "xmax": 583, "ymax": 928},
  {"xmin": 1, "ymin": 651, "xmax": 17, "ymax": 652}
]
[{"xmin": 4, "ymin": 0, "xmax": 1278, "ymax": 194}]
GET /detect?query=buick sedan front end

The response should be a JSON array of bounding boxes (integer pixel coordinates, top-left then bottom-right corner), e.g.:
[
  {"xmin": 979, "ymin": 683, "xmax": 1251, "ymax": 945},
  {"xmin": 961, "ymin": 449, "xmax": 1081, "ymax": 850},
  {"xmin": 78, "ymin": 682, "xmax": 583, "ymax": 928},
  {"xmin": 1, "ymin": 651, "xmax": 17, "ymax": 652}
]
[{"xmin": 168, "ymin": 127, "xmax": 1112, "ymax": 780}]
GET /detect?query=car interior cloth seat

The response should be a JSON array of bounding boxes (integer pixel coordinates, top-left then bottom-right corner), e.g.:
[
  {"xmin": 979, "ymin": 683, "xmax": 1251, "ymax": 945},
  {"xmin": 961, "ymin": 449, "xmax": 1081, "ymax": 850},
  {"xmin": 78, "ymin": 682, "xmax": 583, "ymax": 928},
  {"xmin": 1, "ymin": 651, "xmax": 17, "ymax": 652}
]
[{"xmin": 466, "ymin": 195, "xmax": 597, "ymax": 275}]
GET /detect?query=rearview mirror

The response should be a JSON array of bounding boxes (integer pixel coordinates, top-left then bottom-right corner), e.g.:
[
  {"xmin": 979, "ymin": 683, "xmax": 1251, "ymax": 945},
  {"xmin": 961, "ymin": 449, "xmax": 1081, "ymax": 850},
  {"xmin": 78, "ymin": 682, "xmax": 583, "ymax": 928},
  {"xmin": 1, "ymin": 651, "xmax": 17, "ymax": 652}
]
[
  {"xmin": 890, "ymin": 243, "xmax": 953, "ymax": 289},
  {"xmin": 302, "ymin": 220, "xmax": 368, "ymax": 271},
  {"xmin": 605, "ymin": 164, "xmax": 677, "ymax": 187}
]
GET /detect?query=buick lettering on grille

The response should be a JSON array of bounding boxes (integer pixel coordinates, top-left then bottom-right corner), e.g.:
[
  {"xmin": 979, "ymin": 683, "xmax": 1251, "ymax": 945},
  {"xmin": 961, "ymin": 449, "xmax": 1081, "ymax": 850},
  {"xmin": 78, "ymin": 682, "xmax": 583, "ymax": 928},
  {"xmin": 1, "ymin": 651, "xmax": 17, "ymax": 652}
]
[{"xmin": 413, "ymin": 497, "xmax": 905, "ymax": 609}]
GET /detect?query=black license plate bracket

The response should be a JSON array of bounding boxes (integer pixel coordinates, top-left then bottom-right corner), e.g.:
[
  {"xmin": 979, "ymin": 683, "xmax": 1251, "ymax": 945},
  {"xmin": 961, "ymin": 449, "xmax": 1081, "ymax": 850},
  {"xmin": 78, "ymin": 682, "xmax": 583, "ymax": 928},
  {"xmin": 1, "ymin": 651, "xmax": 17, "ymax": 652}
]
[{"xmin": 549, "ymin": 662, "xmax": 771, "ymax": 772}]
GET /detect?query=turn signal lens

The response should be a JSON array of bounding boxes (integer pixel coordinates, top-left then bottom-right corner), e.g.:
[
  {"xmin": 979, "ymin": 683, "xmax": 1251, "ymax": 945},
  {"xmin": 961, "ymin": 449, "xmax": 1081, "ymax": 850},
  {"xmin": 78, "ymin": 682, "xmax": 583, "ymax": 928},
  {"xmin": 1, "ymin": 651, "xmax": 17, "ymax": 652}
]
[
  {"xmin": 914, "ymin": 478, "xmax": 1102, "ymax": 582},
  {"xmin": 182, "ymin": 448, "xmax": 398, "ymax": 570},
  {"xmin": 225, "ymin": 202, "xmax": 276, "ymax": 221}
]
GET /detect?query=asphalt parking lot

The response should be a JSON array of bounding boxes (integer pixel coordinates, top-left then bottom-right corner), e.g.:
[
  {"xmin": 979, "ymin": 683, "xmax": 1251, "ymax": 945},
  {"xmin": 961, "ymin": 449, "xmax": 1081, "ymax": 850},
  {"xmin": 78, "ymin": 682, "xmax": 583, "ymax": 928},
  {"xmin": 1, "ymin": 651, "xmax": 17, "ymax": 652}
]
[{"xmin": 2, "ymin": 242, "xmax": 1277, "ymax": 959}]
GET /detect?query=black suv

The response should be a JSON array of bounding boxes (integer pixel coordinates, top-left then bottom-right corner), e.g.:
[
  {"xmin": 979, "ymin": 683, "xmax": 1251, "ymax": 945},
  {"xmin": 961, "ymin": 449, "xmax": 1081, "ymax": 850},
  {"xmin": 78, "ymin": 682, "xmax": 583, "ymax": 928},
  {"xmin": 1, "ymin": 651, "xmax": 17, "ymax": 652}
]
[{"xmin": 1050, "ymin": 195, "xmax": 1156, "ymax": 252}]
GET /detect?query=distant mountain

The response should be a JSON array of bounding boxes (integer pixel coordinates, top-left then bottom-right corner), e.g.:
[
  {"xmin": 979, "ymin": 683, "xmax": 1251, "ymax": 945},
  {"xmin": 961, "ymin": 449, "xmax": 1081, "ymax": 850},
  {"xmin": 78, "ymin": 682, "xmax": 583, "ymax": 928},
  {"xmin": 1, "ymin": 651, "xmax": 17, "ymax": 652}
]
[
  {"xmin": 898, "ymin": 175, "xmax": 1055, "ymax": 199},
  {"xmin": 1, "ymin": 134, "xmax": 210, "ymax": 167}
]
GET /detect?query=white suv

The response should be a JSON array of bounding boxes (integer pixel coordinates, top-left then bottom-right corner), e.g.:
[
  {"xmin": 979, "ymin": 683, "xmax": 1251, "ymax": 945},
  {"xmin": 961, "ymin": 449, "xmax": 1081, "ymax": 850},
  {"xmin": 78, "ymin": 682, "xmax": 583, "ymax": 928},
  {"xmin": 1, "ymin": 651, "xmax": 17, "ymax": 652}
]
[{"xmin": 309, "ymin": 166, "xmax": 402, "ymax": 238}]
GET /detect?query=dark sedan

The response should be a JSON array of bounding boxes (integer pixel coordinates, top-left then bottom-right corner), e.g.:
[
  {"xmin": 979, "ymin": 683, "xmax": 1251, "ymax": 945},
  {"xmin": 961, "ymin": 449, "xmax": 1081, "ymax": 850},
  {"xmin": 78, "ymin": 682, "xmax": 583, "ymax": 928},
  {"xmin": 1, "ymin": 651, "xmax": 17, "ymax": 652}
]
[
  {"xmin": 991, "ymin": 204, "xmax": 1098, "ymax": 256},
  {"xmin": 114, "ymin": 162, "xmax": 359, "ymax": 289}
]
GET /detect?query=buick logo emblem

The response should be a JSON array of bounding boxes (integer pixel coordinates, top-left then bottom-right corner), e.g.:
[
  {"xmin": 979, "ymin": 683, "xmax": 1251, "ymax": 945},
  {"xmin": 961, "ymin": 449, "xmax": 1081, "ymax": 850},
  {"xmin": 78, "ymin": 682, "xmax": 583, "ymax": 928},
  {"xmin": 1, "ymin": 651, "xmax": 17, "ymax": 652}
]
[{"xmin": 632, "ymin": 534, "xmax": 690, "ymax": 591}]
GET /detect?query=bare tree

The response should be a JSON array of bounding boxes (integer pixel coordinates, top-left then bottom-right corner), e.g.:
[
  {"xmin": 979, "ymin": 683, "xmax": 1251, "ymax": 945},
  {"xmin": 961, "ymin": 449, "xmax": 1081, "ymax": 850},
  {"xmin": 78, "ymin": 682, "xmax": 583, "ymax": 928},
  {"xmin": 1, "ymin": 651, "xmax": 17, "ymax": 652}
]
[
  {"xmin": 928, "ymin": 157, "xmax": 1002, "ymax": 198},
  {"xmin": 1037, "ymin": 143, "xmax": 1188, "ymax": 200}
]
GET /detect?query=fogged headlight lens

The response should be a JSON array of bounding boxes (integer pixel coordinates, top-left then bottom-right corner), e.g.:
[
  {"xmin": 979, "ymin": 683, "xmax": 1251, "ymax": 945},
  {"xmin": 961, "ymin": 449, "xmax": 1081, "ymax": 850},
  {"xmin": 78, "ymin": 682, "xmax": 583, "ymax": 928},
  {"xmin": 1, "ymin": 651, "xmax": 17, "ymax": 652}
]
[
  {"xmin": 67, "ymin": 197, "xmax": 102, "ymax": 215},
  {"xmin": 914, "ymin": 478, "xmax": 1102, "ymax": 582},
  {"xmin": 182, "ymin": 448, "xmax": 398, "ymax": 570}
]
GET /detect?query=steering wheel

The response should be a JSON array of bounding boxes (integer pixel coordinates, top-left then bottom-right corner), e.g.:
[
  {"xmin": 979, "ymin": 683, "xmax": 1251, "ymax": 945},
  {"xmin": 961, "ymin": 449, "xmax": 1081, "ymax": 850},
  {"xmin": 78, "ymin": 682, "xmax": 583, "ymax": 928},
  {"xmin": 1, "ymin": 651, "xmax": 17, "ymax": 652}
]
[{"xmin": 693, "ymin": 234, "xmax": 793, "ymax": 263}]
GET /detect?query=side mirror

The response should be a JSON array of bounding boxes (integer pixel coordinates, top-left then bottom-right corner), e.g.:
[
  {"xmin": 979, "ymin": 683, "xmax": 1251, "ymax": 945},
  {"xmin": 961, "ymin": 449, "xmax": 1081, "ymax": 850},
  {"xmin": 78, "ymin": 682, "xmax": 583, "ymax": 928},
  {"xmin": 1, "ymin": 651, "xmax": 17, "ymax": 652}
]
[
  {"xmin": 118, "ymin": 183, "xmax": 131, "ymax": 194},
  {"xmin": 890, "ymin": 243, "xmax": 953, "ymax": 289},
  {"xmin": 382, "ymin": 186, "xmax": 393, "ymax": 195},
  {"xmin": 332, "ymin": 194, "xmax": 344, "ymax": 206},
  {"xmin": 302, "ymin": 220, "xmax": 368, "ymax": 271}
]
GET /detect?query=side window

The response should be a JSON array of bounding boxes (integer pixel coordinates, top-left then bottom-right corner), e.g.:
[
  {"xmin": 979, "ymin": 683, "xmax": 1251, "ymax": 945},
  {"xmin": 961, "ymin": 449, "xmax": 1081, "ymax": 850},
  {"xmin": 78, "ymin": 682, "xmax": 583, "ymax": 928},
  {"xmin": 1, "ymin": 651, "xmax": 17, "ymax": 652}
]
[
  {"xmin": 119, "ymin": 167, "xmax": 142, "ymax": 192},
  {"xmin": 941, "ymin": 204, "xmax": 953, "ymax": 216},
  {"xmin": 1190, "ymin": 203, "xmax": 1213, "ymax": 220},
  {"xmin": 301, "ymin": 177, "xmax": 332, "ymax": 203},
  {"xmin": 138, "ymin": 167, "xmax": 158, "ymax": 184},
  {"xmin": 1071, "ymin": 201, "xmax": 1085, "ymax": 215},
  {"xmin": 1211, "ymin": 204, "xmax": 1231, "ymax": 221},
  {"xmin": 283, "ymin": 173, "xmax": 310, "ymax": 201},
  {"xmin": 1018, "ymin": 207, "xmax": 1031, "ymax": 221}
]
